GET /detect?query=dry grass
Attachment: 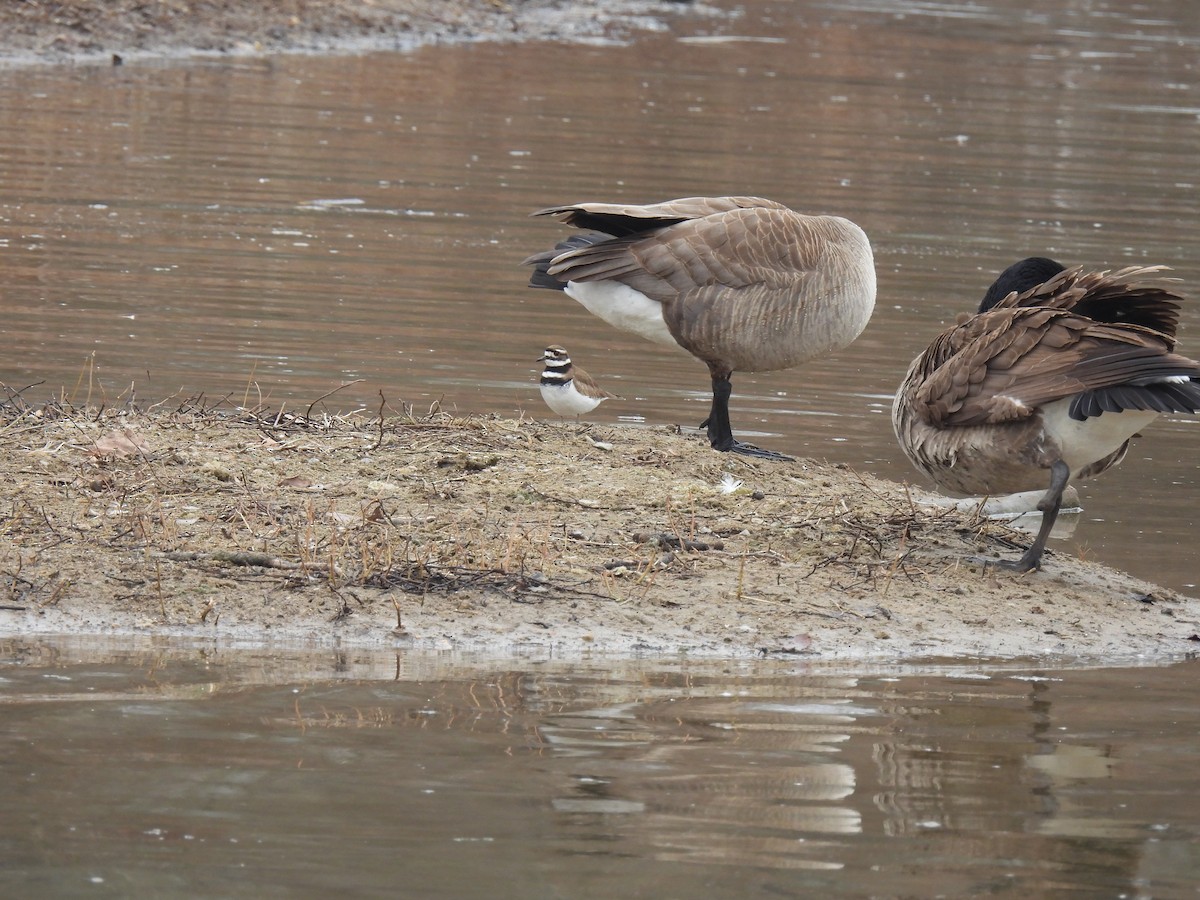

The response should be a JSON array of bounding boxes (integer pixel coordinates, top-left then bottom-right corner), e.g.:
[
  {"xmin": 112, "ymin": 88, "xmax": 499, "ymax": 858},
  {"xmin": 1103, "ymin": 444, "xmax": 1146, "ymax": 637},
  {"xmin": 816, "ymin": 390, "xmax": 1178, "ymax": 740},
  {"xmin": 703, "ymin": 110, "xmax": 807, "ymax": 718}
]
[{"xmin": 1, "ymin": 384, "xmax": 1194, "ymax": 658}]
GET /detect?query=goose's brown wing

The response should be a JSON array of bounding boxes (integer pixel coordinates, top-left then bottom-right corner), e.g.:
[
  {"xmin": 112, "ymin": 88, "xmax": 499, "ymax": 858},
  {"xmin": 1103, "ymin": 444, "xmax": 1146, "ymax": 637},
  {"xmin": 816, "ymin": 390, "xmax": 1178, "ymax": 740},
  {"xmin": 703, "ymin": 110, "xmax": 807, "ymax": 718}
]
[
  {"xmin": 539, "ymin": 205, "xmax": 842, "ymax": 302},
  {"xmin": 911, "ymin": 307, "xmax": 1196, "ymax": 428},
  {"xmin": 530, "ymin": 196, "xmax": 787, "ymax": 238},
  {"xmin": 989, "ymin": 265, "xmax": 1183, "ymax": 338}
]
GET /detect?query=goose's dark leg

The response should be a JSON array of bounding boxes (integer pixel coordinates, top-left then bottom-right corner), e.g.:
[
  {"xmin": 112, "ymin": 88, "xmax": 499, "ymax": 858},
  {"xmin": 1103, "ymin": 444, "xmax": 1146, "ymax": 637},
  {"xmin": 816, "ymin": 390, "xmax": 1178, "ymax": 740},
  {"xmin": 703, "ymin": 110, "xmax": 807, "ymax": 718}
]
[
  {"xmin": 983, "ymin": 459, "xmax": 1071, "ymax": 572},
  {"xmin": 701, "ymin": 373, "xmax": 793, "ymax": 461}
]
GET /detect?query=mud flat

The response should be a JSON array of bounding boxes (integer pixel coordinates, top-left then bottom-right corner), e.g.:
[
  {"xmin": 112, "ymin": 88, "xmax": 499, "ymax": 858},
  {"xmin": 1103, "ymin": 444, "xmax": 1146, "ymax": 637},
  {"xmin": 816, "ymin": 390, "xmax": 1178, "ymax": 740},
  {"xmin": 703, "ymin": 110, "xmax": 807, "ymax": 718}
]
[
  {"xmin": 1, "ymin": 401, "xmax": 1195, "ymax": 660},
  {"xmin": 0, "ymin": 0, "xmax": 699, "ymax": 65}
]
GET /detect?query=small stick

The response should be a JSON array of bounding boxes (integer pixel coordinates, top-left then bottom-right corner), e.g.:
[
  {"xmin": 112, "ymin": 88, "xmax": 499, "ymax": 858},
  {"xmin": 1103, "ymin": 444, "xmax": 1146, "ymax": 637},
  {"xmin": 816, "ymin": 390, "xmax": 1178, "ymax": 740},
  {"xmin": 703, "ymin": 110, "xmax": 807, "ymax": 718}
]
[
  {"xmin": 374, "ymin": 390, "xmax": 387, "ymax": 450},
  {"xmin": 306, "ymin": 380, "xmax": 365, "ymax": 421}
]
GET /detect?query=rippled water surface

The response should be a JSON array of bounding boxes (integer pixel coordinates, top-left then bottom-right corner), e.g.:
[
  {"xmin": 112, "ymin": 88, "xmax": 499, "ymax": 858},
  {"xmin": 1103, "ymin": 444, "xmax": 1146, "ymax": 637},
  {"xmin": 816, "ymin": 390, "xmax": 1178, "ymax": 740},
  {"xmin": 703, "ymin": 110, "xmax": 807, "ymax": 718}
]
[
  {"xmin": 2, "ymin": 640, "xmax": 1199, "ymax": 897},
  {"xmin": 1, "ymin": 0, "xmax": 1198, "ymax": 593}
]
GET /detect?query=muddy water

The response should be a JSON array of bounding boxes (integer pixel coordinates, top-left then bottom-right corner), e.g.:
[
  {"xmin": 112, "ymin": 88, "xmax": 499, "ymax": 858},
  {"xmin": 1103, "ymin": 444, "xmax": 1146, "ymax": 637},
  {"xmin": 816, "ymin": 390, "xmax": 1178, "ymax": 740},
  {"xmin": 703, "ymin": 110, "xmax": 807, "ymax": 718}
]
[
  {"xmin": 2, "ymin": 640, "xmax": 1199, "ymax": 896},
  {"xmin": 1, "ymin": 0, "xmax": 1198, "ymax": 592}
]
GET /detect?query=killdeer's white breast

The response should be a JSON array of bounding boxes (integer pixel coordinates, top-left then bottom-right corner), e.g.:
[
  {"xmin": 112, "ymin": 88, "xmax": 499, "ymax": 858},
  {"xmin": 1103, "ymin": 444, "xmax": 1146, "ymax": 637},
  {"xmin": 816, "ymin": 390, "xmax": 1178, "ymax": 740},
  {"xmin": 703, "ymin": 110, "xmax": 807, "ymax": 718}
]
[{"xmin": 538, "ymin": 345, "xmax": 617, "ymax": 418}]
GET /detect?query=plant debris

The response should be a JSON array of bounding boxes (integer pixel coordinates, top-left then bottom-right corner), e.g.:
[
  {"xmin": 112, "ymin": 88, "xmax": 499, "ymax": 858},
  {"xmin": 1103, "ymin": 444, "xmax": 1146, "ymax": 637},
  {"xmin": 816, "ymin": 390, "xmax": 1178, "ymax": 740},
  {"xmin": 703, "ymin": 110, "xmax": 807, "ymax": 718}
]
[{"xmin": 1, "ymin": 389, "xmax": 1197, "ymax": 659}]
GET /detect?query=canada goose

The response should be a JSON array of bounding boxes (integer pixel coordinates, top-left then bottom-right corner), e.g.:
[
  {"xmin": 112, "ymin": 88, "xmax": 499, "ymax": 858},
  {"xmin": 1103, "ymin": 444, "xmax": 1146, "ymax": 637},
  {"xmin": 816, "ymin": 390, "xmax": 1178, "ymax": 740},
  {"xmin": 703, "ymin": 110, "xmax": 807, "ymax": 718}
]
[
  {"xmin": 523, "ymin": 197, "xmax": 877, "ymax": 459},
  {"xmin": 538, "ymin": 345, "xmax": 618, "ymax": 417},
  {"xmin": 893, "ymin": 257, "xmax": 1200, "ymax": 572}
]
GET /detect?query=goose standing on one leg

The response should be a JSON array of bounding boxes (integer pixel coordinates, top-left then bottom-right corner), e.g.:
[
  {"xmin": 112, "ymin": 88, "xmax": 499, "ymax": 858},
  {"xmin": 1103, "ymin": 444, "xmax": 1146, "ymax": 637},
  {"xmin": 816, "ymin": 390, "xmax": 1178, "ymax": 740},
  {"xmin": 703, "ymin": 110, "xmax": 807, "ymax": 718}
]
[
  {"xmin": 893, "ymin": 257, "xmax": 1200, "ymax": 572},
  {"xmin": 523, "ymin": 196, "xmax": 877, "ymax": 459}
]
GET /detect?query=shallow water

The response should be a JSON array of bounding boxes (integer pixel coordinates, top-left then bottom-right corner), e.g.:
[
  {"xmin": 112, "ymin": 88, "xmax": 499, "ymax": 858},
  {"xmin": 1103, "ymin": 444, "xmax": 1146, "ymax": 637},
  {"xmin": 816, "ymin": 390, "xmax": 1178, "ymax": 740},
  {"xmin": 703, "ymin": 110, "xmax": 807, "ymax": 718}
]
[
  {"xmin": 0, "ymin": 0, "xmax": 1198, "ymax": 594},
  {"xmin": 2, "ymin": 639, "xmax": 1199, "ymax": 897}
]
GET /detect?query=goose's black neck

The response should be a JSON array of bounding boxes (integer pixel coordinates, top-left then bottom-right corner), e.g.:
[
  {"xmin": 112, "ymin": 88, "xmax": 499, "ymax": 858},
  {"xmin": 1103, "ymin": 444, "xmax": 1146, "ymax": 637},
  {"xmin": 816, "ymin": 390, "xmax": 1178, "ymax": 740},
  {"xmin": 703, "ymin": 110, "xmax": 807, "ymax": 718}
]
[{"xmin": 979, "ymin": 256, "xmax": 1066, "ymax": 312}]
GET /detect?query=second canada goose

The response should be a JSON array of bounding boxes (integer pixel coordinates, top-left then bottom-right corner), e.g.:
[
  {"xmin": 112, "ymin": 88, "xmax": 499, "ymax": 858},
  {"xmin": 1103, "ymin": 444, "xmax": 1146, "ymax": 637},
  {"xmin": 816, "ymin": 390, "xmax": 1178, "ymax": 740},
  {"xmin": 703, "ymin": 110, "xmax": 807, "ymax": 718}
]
[
  {"xmin": 524, "ymin": 196, "xmax": 877, "ymax": 459},
  {"xmin": 893, "ymin": 257, "xmax": 1200, "ymax": 572}
]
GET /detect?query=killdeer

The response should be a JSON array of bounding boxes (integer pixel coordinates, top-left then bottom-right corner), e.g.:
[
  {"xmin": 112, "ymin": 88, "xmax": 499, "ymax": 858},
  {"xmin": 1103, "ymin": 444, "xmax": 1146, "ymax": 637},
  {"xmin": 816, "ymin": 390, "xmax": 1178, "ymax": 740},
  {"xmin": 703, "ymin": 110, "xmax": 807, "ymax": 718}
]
[
  {"xmin": 538, "ymin": 345, "xmax": 617, "ymax": 418},
  {"xmin": 524, "ymin": 196, "xmax": 876, "ymax": 460},
  {"xmin": 893, "ymin": 257, "xmax": 1200, "ymax": 572}
]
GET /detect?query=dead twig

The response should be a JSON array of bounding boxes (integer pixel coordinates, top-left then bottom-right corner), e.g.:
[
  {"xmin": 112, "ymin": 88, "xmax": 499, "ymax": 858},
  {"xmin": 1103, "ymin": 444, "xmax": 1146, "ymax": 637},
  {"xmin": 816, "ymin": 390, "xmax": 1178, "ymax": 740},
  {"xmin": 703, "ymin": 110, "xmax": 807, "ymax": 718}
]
[{"xmin": 305, "ymin": 380, "xmax": 365, "ymax": 422}]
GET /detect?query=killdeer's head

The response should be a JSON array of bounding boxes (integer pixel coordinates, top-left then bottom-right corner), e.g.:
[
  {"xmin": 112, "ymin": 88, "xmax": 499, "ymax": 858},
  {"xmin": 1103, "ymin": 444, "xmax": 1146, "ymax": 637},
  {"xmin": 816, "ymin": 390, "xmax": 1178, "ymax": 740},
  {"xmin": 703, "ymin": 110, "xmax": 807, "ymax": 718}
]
[{"xmin": 540, "ymin": 345, "xmax": 573, "ymax": 384}]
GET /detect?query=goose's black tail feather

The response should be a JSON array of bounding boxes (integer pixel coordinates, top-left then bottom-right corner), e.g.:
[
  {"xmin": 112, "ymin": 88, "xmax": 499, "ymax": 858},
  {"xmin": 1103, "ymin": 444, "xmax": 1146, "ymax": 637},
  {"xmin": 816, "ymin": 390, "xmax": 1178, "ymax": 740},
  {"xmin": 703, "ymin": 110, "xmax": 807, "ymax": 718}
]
[
  {"xmin": 1070, "ymin": 379, "xmax": 1200, "ymax": 420},
  {"xmin": 523, "ymin": 232, "xmax": 613, "ymax": 290}
]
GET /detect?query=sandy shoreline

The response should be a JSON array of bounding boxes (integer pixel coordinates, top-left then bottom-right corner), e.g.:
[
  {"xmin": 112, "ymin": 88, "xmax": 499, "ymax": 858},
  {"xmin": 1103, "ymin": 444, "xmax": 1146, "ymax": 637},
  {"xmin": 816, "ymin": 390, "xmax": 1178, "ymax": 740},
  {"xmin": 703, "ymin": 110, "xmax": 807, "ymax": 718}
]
[
  {"xmin": 0, "ymin": 0, "xmax": 701, "ymax": 66},
  {"xmin": 2, "ymin": 403, "xmax": 1196, "ymax": 661}
]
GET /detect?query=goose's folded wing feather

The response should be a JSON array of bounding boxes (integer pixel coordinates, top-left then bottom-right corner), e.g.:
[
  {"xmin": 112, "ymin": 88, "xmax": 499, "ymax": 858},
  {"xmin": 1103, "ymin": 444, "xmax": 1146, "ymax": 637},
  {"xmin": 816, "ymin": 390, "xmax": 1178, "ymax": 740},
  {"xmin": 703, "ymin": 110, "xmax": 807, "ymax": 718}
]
[
  {"xmin": 910, "ymin": 308, "xmax": 1197, "ymax": 427},
  {"xmin": 540, "ymin": 206, "xmax": 836, "ymax": 303},
  {"xmin": 530, "ymin": 196, "xmax": 787, "ymax": 237},
  {"xmin": 990, "ymin": 264, "xmax": 1183, "ymax": 338}
]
